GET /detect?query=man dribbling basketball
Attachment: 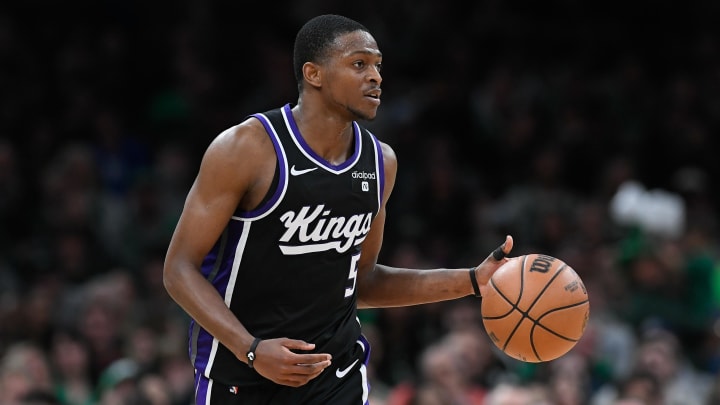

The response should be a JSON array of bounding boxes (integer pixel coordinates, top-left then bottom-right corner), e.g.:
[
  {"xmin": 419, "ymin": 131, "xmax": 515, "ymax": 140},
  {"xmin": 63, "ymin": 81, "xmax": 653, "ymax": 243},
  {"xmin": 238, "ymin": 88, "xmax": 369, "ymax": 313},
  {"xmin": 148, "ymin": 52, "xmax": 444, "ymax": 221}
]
[{"xmin": 163, "ymin": 14, "xmax": 514, "ymax": 404}]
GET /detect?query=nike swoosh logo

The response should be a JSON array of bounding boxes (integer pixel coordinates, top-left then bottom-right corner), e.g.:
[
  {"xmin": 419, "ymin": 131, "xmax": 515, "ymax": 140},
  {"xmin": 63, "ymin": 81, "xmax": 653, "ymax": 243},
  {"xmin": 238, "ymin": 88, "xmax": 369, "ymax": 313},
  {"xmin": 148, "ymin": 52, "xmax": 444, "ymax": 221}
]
[
  {"xmin": 290, "ymin": 165, "xmax": 318, "ymax": 176},
  {"xmin": 335, "ymin": 359, "xmax": 359, "ymax": 379}
]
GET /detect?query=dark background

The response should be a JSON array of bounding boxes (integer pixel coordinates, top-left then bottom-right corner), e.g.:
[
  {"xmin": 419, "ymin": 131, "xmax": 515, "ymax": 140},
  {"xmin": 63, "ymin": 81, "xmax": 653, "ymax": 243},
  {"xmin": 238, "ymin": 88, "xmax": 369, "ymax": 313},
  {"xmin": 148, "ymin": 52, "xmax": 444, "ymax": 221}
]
[{"xmin": 2, "ymin": 1, "xmax": 720, "ymax": 404}]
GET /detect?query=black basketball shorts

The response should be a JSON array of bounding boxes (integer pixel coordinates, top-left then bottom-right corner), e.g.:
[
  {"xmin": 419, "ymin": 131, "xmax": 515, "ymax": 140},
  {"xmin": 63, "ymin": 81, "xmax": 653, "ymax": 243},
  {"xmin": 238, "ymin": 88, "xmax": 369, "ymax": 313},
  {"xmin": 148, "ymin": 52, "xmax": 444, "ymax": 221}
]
[{"xmin": 193, "ymin": 335, "xmax": 371, "ymax": 405}]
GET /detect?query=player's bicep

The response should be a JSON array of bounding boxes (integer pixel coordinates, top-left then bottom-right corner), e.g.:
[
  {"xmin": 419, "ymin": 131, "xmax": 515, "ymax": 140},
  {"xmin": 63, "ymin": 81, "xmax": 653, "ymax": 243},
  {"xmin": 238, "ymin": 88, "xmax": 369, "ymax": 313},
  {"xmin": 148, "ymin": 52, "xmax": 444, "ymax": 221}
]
[
  {"xmin": 167, "ymin": 129, "xmax": 255, "ymax": 266},
  {"xmin": 170, "ymin": 183, "xmax": 238, "ymax": 263}
]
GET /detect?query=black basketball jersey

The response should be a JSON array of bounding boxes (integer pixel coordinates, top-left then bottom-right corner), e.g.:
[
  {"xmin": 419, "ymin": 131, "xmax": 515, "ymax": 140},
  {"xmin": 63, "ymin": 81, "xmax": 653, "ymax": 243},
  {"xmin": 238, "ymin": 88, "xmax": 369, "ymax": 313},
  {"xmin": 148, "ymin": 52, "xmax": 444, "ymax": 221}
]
[{"xmin": 189, "ymin": 103, "xmax": 384, "ymax": 386}]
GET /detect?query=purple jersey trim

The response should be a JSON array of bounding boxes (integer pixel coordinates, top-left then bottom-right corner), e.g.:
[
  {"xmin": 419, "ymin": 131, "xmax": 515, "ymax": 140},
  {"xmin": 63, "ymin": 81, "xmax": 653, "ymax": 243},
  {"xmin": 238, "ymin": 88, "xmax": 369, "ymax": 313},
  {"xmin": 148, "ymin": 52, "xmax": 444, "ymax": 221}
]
[
  {"xmin": 236, "ymin": 113, "xmax": 288, "ymax": 219},
  {"xmin": 192, "ymin": 220, "xmax": 245, "ymax": 373},
  {"xmin": 370, "ymin": 133, "xmax": 385, "ymax": 207},
  {"xmin": 283, "ymin": 103, "xmax": 361, "ymax": 172},
  {"xmin": 194, "ymin": 371, "xmax": 210, "ymax": 404}
]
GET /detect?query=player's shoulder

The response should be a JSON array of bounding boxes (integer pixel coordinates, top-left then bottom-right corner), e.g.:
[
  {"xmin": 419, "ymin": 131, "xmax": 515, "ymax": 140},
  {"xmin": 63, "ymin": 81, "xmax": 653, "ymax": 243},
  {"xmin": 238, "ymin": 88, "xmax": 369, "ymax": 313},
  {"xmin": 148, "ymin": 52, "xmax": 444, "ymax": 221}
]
[
  {"xmin": 206, "ymin": 116, "xmax": 273, "ymax": 158},
  {"xmin": 215, "ymin": 115, "xmax": 268, "ymax": 144},
  {"xmin": 377, "ymin": 140, "xmax": 396, "ymax": 163},
  {"xmin": 369, "ymin": 138, "xmax": 396, "ymax": 175}
]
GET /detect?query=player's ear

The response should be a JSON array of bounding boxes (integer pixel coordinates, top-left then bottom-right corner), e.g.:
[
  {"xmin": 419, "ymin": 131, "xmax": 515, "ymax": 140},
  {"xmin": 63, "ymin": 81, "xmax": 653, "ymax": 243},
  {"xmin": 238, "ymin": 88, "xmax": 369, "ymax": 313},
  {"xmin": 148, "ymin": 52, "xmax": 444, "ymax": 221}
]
[{"xmin": 303, "ymin": 62, "xmax": 322, "ymax": 88}]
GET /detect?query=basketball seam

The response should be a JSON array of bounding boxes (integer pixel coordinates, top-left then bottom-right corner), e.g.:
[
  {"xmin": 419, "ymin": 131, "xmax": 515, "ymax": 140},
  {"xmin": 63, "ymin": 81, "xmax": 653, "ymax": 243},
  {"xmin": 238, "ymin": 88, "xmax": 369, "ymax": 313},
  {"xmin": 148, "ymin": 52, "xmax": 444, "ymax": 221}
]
[
  {"xmin": 500, "ymin": 255, "xmax": 529, "ymax": 353},
  {"xmin": 517, "ymin": 255, "xmax": 527, "ymax": 307},
  {"xmin": 485, "ymin": 279, "xmax": 517, "ymax": 318},
  {"xmin": 484, "ymin": 254, "xmax": 528, "ymax": 319},
  {"xmin": 527, "ymin": 263, "xmax": 569, "ymax": 361},
  {"xmin": 533, "ymin": 300, "xmax": 589, "ymax": 342}
]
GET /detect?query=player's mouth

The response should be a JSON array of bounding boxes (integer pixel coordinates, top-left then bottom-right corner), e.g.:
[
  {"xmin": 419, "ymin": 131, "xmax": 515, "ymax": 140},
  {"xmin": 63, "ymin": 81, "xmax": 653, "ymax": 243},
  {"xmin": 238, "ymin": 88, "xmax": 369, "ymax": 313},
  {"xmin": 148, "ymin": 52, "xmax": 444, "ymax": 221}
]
[{"xmin": 364, "ymin": 89, "xmax": 381, "ymax": 104}]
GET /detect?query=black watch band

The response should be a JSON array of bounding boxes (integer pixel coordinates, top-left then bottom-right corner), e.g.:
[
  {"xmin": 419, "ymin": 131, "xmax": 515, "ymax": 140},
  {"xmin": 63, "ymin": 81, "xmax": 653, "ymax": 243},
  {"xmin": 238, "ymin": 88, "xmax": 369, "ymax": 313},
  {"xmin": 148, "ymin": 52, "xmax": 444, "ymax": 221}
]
[
  {"xmin": 246, "ymin": 337, "xmax": 262, "ymax": 369},
  {"xmin": 469, "ymin": 267, "xmax": 482, "ymax": 297}
]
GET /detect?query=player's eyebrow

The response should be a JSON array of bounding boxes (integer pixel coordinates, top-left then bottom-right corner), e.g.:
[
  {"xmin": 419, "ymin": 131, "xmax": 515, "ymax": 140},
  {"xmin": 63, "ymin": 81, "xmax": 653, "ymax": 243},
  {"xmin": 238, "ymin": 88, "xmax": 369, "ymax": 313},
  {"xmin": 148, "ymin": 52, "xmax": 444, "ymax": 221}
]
[{"xmin": 347, "ymin": 49, "xmax": 382, "ymax": 58}]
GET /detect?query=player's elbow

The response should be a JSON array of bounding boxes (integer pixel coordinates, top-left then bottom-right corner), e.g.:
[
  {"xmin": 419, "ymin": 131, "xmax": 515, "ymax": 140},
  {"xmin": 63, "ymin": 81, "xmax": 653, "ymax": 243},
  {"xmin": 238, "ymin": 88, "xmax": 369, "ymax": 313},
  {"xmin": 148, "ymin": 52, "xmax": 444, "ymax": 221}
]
[
  {"xmin": 162, "ymin": 256, "xmax": 183, "ymax": 296},
  {"xmin": 355, "ymin": 264, "xmax": 384, "ymax": 308}
]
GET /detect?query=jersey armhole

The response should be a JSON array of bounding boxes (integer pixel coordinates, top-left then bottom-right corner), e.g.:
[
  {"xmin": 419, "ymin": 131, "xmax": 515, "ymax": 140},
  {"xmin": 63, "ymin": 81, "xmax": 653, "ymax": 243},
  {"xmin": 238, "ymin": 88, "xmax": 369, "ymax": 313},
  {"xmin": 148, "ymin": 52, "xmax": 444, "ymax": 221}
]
[
  {"xmin": 233, "ymin": 113, "xmax": 288, "ymax": 220},
  {"xmin": 253, "ymin": 159, "xmax": 280, "ymax": 210}
]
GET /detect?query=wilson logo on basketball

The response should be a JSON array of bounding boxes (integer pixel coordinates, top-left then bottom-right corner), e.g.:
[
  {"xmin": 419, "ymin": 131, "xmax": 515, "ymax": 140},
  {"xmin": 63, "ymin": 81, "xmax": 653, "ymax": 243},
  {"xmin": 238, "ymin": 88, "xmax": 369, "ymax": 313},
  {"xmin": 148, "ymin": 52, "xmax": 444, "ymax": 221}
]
[{"xmin": 528, "ymin": 255, "xmax": 556, "ymax": 273}]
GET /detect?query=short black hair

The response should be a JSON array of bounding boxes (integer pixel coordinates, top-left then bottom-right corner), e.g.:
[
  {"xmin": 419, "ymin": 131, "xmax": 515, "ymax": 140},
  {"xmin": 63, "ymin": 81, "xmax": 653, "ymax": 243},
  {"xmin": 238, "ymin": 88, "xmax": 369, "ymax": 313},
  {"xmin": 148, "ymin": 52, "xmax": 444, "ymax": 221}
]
[{"xmin": 293, "ymin": 14, "xmax": 369, "ymax": 90}]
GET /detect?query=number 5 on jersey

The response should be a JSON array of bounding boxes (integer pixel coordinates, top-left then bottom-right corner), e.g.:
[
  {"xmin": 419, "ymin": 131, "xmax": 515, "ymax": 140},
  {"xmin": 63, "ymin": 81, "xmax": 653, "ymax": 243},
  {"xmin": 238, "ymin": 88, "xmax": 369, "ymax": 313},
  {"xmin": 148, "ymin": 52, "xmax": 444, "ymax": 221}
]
[{"xmin": 345, "ymin": 253, "xmax": 361, "ymax": 298}]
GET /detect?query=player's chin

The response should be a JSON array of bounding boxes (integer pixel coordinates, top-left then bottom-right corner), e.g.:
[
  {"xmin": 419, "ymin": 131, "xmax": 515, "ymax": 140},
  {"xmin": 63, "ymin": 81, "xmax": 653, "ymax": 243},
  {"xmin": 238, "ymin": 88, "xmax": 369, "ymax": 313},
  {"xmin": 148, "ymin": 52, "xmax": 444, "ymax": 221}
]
[
  {"xmin": 350, "ymin": 105, "xmax": 379, "ymax": 121},
  {"xmin": 367, "ymin": 98, "xmax": 382, "ymax": 114},
  {"xmin": 363, "ymin": 110, "xmax": 378, "ymax": 121}
]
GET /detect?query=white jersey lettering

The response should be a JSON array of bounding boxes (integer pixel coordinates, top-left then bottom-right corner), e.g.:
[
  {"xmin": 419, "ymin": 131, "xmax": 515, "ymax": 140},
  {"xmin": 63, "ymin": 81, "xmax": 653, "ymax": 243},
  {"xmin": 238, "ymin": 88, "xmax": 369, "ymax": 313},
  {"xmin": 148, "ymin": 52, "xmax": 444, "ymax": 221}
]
[{"xmin": 278, "ymin": 204, "xmax": 373, "ymax": 255}]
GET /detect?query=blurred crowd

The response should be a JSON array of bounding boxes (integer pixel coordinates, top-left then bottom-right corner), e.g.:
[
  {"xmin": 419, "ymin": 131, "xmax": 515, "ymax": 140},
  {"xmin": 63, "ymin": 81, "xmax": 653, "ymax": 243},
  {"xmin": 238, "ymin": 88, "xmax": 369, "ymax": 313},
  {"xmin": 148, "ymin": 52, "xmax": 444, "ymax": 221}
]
[{"xmin": 2, "ymin": 1, "xmax": 720, "ymax": 404}]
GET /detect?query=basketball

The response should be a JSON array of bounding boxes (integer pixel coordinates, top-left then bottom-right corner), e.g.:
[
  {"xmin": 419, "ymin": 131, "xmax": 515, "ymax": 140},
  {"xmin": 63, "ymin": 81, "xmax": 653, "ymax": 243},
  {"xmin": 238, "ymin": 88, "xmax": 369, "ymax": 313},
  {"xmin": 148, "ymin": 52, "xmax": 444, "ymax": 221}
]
[{"xmin": 481, "ymin": 254, "xmax": 590, "ymax": 362}]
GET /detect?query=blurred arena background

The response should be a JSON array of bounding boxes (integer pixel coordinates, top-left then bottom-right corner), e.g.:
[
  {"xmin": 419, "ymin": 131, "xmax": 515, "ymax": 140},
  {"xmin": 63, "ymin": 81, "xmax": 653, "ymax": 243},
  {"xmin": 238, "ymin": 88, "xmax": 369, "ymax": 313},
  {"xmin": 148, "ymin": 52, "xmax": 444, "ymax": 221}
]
[{"xmin": 1, "ymin": 1, "xmax": 720, "ymax": 404}]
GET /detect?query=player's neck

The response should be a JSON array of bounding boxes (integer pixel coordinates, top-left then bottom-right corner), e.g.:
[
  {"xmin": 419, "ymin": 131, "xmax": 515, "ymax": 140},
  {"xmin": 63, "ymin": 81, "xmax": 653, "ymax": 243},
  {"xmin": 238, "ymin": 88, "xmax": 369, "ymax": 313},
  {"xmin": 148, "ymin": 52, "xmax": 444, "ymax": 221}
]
[{"xmin": 290, "ymin": 102, "xmax": 355, "ymax": 165}]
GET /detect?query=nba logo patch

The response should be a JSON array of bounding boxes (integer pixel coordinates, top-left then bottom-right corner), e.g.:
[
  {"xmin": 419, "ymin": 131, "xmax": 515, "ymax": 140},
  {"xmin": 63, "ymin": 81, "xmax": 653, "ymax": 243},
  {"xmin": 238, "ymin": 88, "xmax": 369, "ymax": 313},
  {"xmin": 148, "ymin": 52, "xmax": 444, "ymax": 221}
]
[{"xmin": 352, "ymin": 178, "xmax": 371, "ymax": 193}]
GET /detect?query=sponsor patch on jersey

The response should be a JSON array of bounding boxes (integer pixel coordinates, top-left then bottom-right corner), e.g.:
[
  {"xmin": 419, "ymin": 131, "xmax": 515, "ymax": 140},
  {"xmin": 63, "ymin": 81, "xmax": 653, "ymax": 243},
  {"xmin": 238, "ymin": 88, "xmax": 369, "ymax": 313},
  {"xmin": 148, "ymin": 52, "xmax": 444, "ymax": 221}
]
[{"xmin": 352, "ymin": 171, "xmax": 374, "ymax": 193}]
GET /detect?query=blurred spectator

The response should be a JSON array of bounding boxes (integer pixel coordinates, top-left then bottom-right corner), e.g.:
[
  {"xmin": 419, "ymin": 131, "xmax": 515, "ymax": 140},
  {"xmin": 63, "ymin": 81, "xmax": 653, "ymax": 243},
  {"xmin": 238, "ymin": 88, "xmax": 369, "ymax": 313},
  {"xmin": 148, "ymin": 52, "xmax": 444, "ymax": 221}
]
[
  {"xmin": 91, "ymin": 108, "xmax": 151, "ymax": 198},
  {"xmin": 706, "ymin": 372, "xmax": 720, "ymax": 405},
  {"xmin": 578, "ymin": 275, "xmax": 638, "ymax": 389},
  {"xmin": 633, "ymin": 328, "xmax": 713, "ymax": 405},
  {"xmin": 439, "ymin": 318, "xmax": 510, "ymax": 389},
  {"xmin": 96, "ymin": 358, "xmax": 140, "ymax": 405},
  {"xmin": 484, "ymin": 380, "xmax": 547, "ymax": 405},
  {"xmin": 547, "ymin": 352, "xmax": 593, "ymax": 405},
  {"xmin": 591, "ymin": 370, "xmax": 663, "ymax": 405},
  {"xmin": 400, "ymin": 339, "xmax": 486, "ymax": 405},
  {"xmin": 49, "ymin": 328, "xmax": 97, "ymax": 405},
  {"xmin": 616, "ymin": 230, "xmax": 716, "ymax": 354},
  {"xmin": 136, "ymin": 373, "xmax": 172, "ymax": 405},
  {"xmin": 615, "ymin": 370, "xmax": 663, "ymax": 405},
  {"xmin": 157, "ymin": 354, "xmax": 194, "ymax": 405},
  {"xmin": 0, "ymin": 342, "xmax": 54, "ymax": 405},
  {"xmin": 74, "ymin": 276, "xmax": 129, "ymax": 382}
]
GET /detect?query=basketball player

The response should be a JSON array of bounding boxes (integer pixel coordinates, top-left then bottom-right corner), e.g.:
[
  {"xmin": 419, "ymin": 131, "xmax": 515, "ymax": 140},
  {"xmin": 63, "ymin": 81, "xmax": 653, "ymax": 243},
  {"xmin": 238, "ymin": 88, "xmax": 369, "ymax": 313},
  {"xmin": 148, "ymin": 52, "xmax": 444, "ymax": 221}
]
[{"xmin": 163, "ymin": 14, "xmax": 514, "ymax": 404}]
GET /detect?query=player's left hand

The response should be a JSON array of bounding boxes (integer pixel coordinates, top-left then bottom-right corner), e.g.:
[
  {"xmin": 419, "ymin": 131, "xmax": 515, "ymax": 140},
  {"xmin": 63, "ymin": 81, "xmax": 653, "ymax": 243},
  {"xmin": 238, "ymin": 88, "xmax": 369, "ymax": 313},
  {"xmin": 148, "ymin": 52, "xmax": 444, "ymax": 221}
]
[
  {"xmin": 473, "ymin": 235, "xmax": 513, "ymax": 297},
  {"xmin": 251, "ymin": 338, "xmax": 332, "ymax": 387}
]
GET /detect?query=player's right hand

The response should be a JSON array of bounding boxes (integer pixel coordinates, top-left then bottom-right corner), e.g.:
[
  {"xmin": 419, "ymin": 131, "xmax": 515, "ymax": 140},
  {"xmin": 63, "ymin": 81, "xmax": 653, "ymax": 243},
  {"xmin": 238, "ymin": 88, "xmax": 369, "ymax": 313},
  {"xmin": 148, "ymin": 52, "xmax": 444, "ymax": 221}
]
[
  {"xmin": 250, "ymin": 338, "xmax": 332, "ymax": 387},
  {"xmin": 474, "ymin": 235, "xmax": 514, "ymax": 297}
]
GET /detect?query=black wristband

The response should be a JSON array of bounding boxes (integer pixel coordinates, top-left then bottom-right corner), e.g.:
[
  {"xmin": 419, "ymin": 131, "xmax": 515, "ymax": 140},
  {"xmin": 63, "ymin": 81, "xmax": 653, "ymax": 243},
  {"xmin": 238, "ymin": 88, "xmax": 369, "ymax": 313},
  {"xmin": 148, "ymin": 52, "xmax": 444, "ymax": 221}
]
[
  {"xmin": 246, "ymin": 337, "xmax": 262, "ymax": 369},
  {"xmin": 469, "ymin": 267, "xmax": 481, "ymax": 297}
]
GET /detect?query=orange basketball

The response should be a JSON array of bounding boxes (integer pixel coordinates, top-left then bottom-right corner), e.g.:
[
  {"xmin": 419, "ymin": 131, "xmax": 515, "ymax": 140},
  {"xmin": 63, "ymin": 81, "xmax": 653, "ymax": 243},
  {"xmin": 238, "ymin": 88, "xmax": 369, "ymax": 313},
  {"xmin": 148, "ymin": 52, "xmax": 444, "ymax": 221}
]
[{"xmin": 481, "ymin": 253, "xmax": 590, "ymax": 362}]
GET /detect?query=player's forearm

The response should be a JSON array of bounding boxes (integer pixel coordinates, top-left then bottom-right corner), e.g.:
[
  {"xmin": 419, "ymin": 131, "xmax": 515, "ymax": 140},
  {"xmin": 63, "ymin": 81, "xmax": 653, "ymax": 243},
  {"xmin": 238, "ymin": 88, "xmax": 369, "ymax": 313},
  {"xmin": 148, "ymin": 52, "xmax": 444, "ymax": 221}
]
[
  {"xmin": 163, "ymin": 260, "xmax": 255, "ymax": 360},
  {"xmin": 356, "ymin": 264, "xmax": 475, "ymax": 308}
]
